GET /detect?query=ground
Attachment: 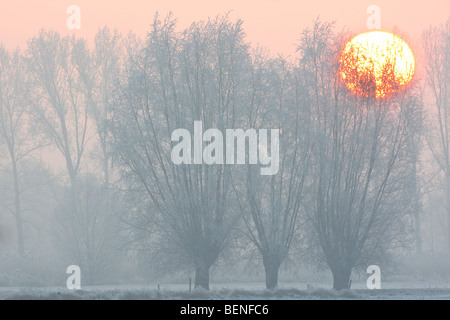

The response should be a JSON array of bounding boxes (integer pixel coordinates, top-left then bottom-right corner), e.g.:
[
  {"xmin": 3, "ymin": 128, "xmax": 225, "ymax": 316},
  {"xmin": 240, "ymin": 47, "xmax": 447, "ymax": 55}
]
[{"xmin": 1, "ymin": 281, "xmax": 450, "ymax": 299}]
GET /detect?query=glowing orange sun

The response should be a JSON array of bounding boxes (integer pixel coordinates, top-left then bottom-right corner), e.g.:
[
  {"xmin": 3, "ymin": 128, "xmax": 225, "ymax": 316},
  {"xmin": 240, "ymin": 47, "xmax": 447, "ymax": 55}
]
[{"xmin": 339, "ymin": 31, "xmax": 415, "ymax": 98}]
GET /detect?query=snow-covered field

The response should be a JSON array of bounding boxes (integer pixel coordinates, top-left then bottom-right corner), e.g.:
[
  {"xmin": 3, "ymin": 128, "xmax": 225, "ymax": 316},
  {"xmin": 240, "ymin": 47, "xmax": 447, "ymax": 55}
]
[{"xmin": 1, "ymin": 281, "xmax": 450, "ymax": 299}]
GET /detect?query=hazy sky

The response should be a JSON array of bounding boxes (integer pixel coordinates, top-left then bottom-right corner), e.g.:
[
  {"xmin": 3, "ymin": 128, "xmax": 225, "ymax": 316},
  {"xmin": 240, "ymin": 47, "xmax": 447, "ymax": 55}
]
[{"xmin": 0, "ymin": 0, "xmax": 448, "ymax": 56}]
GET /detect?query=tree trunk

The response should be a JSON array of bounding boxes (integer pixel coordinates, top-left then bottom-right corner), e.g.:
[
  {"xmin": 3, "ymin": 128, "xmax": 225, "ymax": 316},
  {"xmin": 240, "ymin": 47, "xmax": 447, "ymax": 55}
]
[
  {"xmin": 263, "ymin": 256, "xmax": 281, "ymax": 290},
  {"xmin": 446, "ymin": 173, "xmax": 450, "ymax": 252},
  {"xmin": 194, "ymin": 263, "xmax": 210, "ymax": 290},
  {"xmin": 101, "ymin": 139, "xmax": 110, "ymax": 186},
  {"xmin": 331, "ymin": 267, "xmax": 351, "ymax": 290},
  {"xmin": 12, "ymin": 159, "xmax": 24, "ymax": 256},
  {"xmin": 414, "ymin": 209, "xmax": 422, "ymax": 254},
  {"xmin": 411, "ymin": 141, "xmax": 422, "ymax": 254},
  {"xmin": 103, "ymin": 157, "xmax": 110, "ymax": 186}
]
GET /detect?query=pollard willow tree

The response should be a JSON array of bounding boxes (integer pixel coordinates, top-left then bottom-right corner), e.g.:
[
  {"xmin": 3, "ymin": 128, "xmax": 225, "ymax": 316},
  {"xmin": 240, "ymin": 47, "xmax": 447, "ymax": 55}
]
[
  {"xmin": 298, "ymin": 20, "xmax": 422, "ymax": 290},
  {"xmin": 109, "ymin": 14, "xmax": 251, "ymax": 290},
  {"xmin": 235, "ymin": 55, "xmax": 312, "ymax": 289}
]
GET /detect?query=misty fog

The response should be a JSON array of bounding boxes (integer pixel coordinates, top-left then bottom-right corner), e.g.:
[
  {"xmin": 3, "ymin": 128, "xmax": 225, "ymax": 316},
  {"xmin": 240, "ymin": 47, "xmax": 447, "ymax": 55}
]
[{"xmin": 0, "ymin": 13, "xmax": 449, "ymax": 298}]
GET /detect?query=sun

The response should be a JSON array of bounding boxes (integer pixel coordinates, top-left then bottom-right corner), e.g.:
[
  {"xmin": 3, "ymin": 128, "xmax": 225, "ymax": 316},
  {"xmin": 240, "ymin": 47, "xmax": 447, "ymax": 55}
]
[{"xmin": 339, "ymin": 31, "xmax": 415, "ymax": 98}]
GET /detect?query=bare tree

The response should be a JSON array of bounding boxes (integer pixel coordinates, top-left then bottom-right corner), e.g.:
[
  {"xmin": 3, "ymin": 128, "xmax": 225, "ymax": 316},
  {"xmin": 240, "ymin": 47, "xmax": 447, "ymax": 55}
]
[
  {"xmin": 235, "ymin": 55, "xmax": 311, "ymax": 289},
  {"xmin": 423, "ymin": 18, "xmax": 450, "ymax": 250},
  {"xmin": 53, "ymin": 174, "xmax": 125, "ymax": 284},
  {"xmin": 299, "ymin": 20, "xmax": 422, "ymax": 290},
  {"xmin": 25, "ymin": 31, "xmax": 90, "ymax": 189},
  {"xmin": 0, "ymin": 159, "xmax": 56, "ymax": 257},
  {"xmin": 76, "ymin": 27, "xmax": 124, "ymax": 185},
  {"xmin": 0, "ymin": 47, "xmax": 42, "ymax": 256},
  {"xmin": 109, "ymin": 14, "xmax": 251, "ymax": 290}
]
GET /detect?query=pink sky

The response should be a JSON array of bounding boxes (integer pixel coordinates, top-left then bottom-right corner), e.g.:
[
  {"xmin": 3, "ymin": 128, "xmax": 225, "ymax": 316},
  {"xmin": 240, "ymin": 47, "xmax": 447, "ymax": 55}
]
[{"xmin": 0, "ymin": 0, "xmax": 448, "ymax": 56}]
